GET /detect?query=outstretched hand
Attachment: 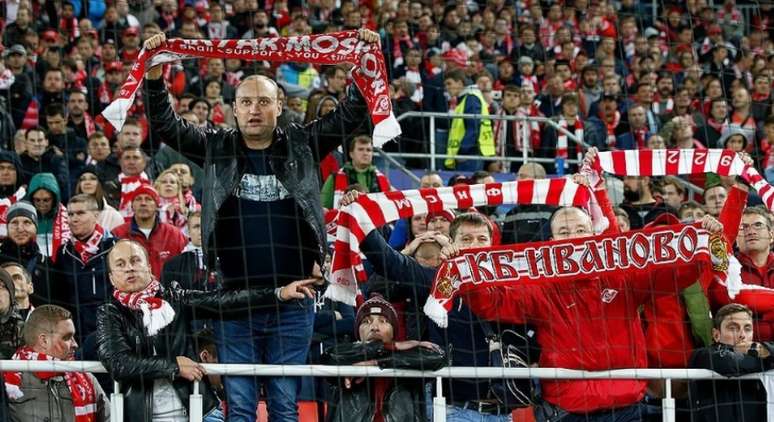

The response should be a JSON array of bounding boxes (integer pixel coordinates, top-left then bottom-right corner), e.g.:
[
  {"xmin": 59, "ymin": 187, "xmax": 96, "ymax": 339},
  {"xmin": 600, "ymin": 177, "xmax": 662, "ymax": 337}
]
[{"xmin": 278, "ymin": 278, "xmax": 317, "ymax": 301}]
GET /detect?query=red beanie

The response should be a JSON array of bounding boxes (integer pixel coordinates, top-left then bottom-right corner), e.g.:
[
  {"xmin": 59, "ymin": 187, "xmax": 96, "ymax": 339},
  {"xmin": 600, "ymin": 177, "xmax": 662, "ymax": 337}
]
[{"xmin": 130, "ymin": 184, "xmax": 161, "ymax": 206}]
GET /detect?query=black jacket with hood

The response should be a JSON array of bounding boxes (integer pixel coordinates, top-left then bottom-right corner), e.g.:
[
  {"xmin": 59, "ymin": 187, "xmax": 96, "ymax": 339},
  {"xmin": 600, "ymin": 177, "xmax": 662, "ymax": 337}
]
[{"xmin": 144, "ymin": 77, "xmax": 369, "ymax": 269}]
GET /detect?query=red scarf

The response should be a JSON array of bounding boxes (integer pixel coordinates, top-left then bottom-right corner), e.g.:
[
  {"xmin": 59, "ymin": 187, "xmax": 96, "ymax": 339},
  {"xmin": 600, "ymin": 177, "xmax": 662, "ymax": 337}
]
[
  {"xmin": 603, "ymin": 111, "xmax": 621, "ymax": 148},
  {"xmin": 159, "ymin": 197, "xmax": 187, "ymax": 229},
  {"xmin": 183, "ymin": 189, "xmax": 200, "ymax": 212},
  {"xmin": 102, "ymin": 32, "xmax": 400, "ymax": 146},
  {"xmin": 706, "ymin": 117, "xmax": 728, "ymax": 134},
  {"xmin": 51, "ymin": 203, "xmax": 71, "ymax": 263},
  {"xmin": 4, "ymin": 346, "xmax": 97, "ymax": 422},
  {"xmin": 633, "ymin": 128, "xmax": 648, "ymax": 149},
  {"xmin": 82, "ymin": 112, "xmax": 97, "ymax": 138},
  {"xmin": 752, "ymin": 92, "xmax": 770, "ymax": 102},
  {"xmin": 0, "ymin": 186, "xmax": 27, "ymax": 238},
  {"xmin": 113, "ymin": 278, "xmax": 176, "ymax": 336},
  {"xmin": 424, "ymin": 224, "xmax": 718, "ymax": 327},
  {"xmin": 118, "ymin": 173, "xmax": 150, "ymax": 221},
  {"xmin": 71, "ymin": 224, "xmax": 105, "ymax": 263},
  {"xmin": 325, "ymin": 180, "xmax": 591, "ymax": 304},
  {"xmin": 557, "ymin": 117, "xmax": 583, "ymax": 165},
  {"xmin": 391, "ymin": 33, "xmax": 414, "ymax": 68}
]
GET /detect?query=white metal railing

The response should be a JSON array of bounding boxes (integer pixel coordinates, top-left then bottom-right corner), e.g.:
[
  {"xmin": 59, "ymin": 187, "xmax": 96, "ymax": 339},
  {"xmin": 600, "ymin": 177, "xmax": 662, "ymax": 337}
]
[
  {"xmin": 393, "ymin": 111, "xmax": 590, "ymax": 172},
  {"xmin": 0, "ymin": 360, "xmax": 768, "ymax": 422}
]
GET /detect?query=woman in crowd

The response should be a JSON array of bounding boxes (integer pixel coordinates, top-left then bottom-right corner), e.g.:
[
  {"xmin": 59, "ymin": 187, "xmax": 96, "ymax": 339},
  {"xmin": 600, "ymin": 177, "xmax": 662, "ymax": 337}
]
[
  {"xmin": 75, "ymin": 166, "xmax": 123, "ymax": 232},
  {"xmin": 154, "ymin": 169, "xmax": 189, "ymax": 233}
]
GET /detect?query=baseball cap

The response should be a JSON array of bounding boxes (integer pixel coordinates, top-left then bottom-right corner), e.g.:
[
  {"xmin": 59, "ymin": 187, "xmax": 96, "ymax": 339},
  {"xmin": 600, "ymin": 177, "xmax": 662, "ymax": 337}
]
[
  {"xmin": 3, "ymin": 44, "xmax": 27, "ymax": 58},
  {"xmin": 104, "ymin": 61, "xmax": 124, "ymax": 72}
]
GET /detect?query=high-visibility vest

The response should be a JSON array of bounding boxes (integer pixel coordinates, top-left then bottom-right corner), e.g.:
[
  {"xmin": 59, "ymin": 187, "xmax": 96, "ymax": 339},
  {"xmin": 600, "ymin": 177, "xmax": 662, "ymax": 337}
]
[
  {"xmin": 445, "ymin": 90, "xmax": 495, "ymax": 169},
  {"xmin": 332, "ymin": 167, "xmax": 391, "ymax": 208}
]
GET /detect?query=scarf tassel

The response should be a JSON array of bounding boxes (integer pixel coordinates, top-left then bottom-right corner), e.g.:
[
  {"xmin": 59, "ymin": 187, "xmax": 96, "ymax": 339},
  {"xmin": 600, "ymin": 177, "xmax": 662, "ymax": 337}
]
[{"xmin": 140, "ymin": 300, "xmax": 176, "ymax": 337}]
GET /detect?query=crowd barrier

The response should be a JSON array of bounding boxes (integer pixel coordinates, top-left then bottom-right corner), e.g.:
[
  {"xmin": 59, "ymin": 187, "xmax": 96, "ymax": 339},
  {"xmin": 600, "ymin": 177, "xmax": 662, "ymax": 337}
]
[{"xmin": 0, "ymin": 360, "xmax": 767, "ymax": 422}]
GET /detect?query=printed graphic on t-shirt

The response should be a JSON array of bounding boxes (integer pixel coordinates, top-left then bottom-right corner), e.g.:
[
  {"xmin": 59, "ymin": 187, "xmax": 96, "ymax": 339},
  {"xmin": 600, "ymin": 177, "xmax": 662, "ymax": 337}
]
[{"xmin": 235, "ymin": 173, "xmax": 290, "ymax": 202}]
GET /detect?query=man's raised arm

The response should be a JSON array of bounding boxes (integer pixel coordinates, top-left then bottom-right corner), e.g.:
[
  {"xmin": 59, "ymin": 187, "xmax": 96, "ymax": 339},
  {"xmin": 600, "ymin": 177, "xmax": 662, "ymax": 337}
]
[{"xmin": 142, "ymin": 33, "xmax": 216, "ymax": 167}]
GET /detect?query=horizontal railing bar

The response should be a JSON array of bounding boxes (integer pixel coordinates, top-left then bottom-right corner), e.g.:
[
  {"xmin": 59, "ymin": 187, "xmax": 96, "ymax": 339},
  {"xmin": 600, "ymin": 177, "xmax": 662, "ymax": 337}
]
[
  {"xmin": 0, "ymin": 361, "xmax": 763, "ymax": 380},
  {"xmin": 382, "ymin": 152, "xmax": 578, "ymax": 165}
]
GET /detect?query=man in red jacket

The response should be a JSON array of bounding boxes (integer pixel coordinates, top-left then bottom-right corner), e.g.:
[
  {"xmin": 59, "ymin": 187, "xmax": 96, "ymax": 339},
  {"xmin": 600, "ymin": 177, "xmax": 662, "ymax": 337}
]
[
  {"xmin": 463, "ymin": 185, "xmax": 724, "ymax": 420},
  {"xmin": 735, "ymin": 205, "xmax": 774, "ymax": 340},
  {"xmin": 111, "ymin": 185, "xmax": 186, "ymax": 278}
]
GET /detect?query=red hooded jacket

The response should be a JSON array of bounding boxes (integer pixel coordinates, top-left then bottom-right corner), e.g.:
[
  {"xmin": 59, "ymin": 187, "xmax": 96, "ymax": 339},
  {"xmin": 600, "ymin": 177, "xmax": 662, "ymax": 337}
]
[{"xmin": 112, "ymin": 218, "xmax": 187, "ymax": 279}]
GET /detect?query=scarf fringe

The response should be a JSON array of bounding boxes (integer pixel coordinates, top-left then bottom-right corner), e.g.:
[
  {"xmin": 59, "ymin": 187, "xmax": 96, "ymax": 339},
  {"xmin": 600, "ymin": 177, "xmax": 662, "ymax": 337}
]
[
  {"xmin": 140, "ymin": 300, "xmax": 176, "ymax": 337},
  {"xmin": 422, "ymin": 296, "xmax": 449, "ymax": 328}
]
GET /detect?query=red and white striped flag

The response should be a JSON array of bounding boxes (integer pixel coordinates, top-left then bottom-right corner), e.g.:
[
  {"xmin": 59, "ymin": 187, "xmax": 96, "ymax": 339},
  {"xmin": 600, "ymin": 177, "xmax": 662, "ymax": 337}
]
[{"xmin": 324, "ymin": 179, "xmax": 592, "ymax": 305}]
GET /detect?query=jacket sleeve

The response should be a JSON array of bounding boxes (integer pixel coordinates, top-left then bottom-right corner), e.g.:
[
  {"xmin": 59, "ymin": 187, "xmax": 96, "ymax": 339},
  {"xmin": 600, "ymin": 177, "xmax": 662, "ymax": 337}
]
[
  {"xmin": 96, "ymin": 304, "xmax": 179, "ymax": 382},
  {"xmin": 304, "ymin": 85, "xmax": 369, "ymax": 160},
  {"xmin": 377, "ymin": 346, "xmax": 447, "ymax": 371},
  {"xmin": 462, "ymin": 285, "xmax": 538, "ymax": 324},
  {"xmin": 320, "ymin": 174, "xmax": 336, "ymax": 209},
  {"xmin": 690, "ymin": 344, "xmax": 774, "ymax": 376},
  {"xmin": 144, "ymin": 77, "xmax": 220, "ymax": 167},
  {"xmin": 322, "ymin": 341, "xmax": 385, "ymax": 365},
  {"xmin": 360, "ymin": 231, "xmax": 435, "ymax": 299},
  {"xmin": 459, "ymin": 94, "xmax": 482, "ymax": 153},
  {"xmin": 174, "ymin": 286, "xmax": 281, "ymax": 319}
]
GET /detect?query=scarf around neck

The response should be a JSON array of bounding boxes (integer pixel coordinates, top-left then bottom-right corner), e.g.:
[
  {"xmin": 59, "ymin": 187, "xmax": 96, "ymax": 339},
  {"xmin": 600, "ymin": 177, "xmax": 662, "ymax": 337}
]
[
  {"xmin": 113, "ymin": 278, "xmax": 176, "ymax": 336},
  {"xmin": 4, "ymin": 346, "xmax": 97, "ymax": 422},
  {"xmin": 71, "ymin": 224, "xmax": 105, "ymax": 263}
]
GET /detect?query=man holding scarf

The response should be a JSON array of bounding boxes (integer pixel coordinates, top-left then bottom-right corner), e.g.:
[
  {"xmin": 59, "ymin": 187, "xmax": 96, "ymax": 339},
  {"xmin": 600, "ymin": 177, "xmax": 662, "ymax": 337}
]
[
  {"xmin": 96, "ymin": 239, "xmax": 318, "ymax": 422},
  {"xmin": 141, "ymin": 29, "xmax": 380, "ymax": 421},
  {"xmin": 459, "ymin": 152, "xmax": 727, "ymax": 421},
  {"xmin": 6, "ymin": 304, "xmax": 110, "ymax": 421}
]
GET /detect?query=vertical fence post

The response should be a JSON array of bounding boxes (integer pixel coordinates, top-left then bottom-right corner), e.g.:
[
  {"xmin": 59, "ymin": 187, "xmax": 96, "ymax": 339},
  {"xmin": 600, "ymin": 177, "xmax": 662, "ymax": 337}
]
[
  {"xmin": 662, "ymin": 378, "xmax": 675, "ymax": 422},
  {"xmin": 111, "ymin": 381, "xmax": 123, "ymax": 422},
  {"xmin": 429, "ymin": 116, "xmax": 436, "ymax": 171},
  {"xmin": 433, "ymin": 376, "xmax": 446, "ymax": 422},
  {"xmin": 190, "ymin": 380, "xmax": 203, "ymax": 422}
]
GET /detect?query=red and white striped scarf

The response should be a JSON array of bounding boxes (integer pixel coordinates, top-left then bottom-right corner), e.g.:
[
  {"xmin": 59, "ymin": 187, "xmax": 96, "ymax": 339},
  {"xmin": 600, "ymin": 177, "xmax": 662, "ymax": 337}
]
[
  {"xmin": 325, "ymin": 180, "xmax": 592, "ymax": 305},
  {"xmin": 101, "ymin": 32, "xmax": 400, "ymax": 146},
  {"xmin": 82, "ymin": 112, "xmax": 97, "ymax": 138},
  {"xmin": 70, "ymin": 224, "xmax": 105, "ymax": 263},
  {"xmin": 118, "ymin": 172, "xmax": 150, "ymax": 222},
  {"xmin": 51, "ymin": 203, "xmax": 71, "ymax": 262},
  {"xmin": 4, "ymin": 346, "xmax": 97, "ymax": 422},
  {"xmin": 113, "ymin": 278, "xmax": 176, "ymax": 336},
  {"xmin": 0, "ymin": 187, "xmax": 27, "ymax": 238},
  {"xmin": 557, "ymin": 117, "xmax": 583, "ymax": 166},
  {"xmin": 594, "ymin": 149, "xmax": 774, "ymax": 211},
  {"xmin": 423, "ymin": 224, "xmax": 716, "ymax": 327},
  {"xmin": 159, "ymin": 197, "xmax": 187, "ymax": 229},
  {"xmin": 603, "ymin": 111, "xmax": 621, "ymax": 149}
]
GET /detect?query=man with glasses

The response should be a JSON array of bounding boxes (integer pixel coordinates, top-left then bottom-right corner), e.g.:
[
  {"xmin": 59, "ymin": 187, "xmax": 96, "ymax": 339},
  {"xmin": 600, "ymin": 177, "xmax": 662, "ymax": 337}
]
[
  {"xmin": 142, "ymin": 29, "xmax": 380, "ymax": 421},
  {"xmin": 733, "ymin": 206, "xmax": 774, "ymax": 341}
]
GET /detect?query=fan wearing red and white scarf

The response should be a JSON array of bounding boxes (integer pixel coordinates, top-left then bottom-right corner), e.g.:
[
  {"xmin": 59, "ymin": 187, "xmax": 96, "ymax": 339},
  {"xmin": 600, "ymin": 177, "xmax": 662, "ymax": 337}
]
[
  {"xmin": 71, "ymin": 224, "xmax": 106, "ymax": 263},
  {"xmin": 50, "ymin": 203, "xmax": 71, "ymax": 262},
  {"xmin": 159, "ymin": 197, "xmax": 188, "ymax": 230},
  {"xmin": 4, "ymin": 346, "xmax": 97, "ymax": 422},
  {"xmin": 118, "ymin": 172, "xmax": 150, "ymax": 221},
  {"xmin": 557, "ymin": 116, "xmax": 584, "ymax": 166},
  {"xmin": 113, "ymin": 278, "xmax": 176, "ymax": 337}
]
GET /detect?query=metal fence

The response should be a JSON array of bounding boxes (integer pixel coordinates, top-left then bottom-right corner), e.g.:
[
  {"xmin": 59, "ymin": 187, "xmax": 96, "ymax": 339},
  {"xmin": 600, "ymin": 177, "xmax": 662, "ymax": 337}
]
[{"xmin": 0, "ymin": 360, "xmax": 768, "ymax": 422}]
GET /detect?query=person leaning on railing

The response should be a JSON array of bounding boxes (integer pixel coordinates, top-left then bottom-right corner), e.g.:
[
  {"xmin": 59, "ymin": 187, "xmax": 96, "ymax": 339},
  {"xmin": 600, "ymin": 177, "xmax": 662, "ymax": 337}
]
[
  {"xmin": 689, "ymin": 303, "xmax": 774, "ymax": 422},
  {"xmin": 95, "ymin": 239, "xmax": 318, "ymax": 422},
  {"xmin": 322, "ymin": 293, "xmax": 446, "ymax": 422}
]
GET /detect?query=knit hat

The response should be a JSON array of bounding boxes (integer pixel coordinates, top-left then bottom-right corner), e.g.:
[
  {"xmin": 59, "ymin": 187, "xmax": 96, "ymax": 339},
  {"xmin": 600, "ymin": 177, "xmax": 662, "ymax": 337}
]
[
  {"xmin": 6, "ymin": 201, "xmax": 37, "ymax": 227},
  {"xmin": 704, "ymin": 173, "xmax": 723, "ymax": 191},
  {"xmin": 130, "ymin": 184, "xmax": 161, "ymax": 206},
  {"xmin": 355, "ymin": 293, "xmax": 398, "ymax": 340},
  {"xmin": 426, "ymin": 210, "xmax": 456, "ymax": 225}
]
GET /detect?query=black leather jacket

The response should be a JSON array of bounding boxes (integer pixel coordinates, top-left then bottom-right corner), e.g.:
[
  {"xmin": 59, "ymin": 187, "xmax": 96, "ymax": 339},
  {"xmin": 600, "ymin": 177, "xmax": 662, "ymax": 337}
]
[
  {"xmin": 323, "ymin": 341, "xmax": 447, "ymax": 422},
  {"xmin": 145, "ymin": 78, "xmax": 369, "ymax": 267},
  {"xmin": 96, "ymin": 283, "xmax": 284, "ymax": 422}
]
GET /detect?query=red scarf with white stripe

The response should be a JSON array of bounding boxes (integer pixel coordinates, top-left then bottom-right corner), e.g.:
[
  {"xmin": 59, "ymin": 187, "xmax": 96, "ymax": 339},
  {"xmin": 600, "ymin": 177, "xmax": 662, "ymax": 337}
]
[
  {"xmin": 71, "ymin": 224, "xmax": 105, "ymax": 263},
  {"xmin": 325, "ymin": 180, "xmax": 591, "ymax": 305},
  {"xmin": 159, "ymin": 197, "xmax": 187, "ymax": 229},
  {"xmin": 332, "ymin": 168, "xmax": 391, "ymax": 209},
  {"xmin": 101, "ymin": 32, "xmax": 400, "ymax": 146},
  {"xmin": 594, "ymin": 149, "xmax": 774, "ymax": 211},
  {"xmin": 113, "ymin": 278, "xmax": 176, "ymax": 336},
  {"xmin": 51, "ymin": 203, "xmax": 71, "ymax": 262},
  {"xmin": 118, "ymin": 173, "xmax": 150, "ymax": 221},
  {"xmin": 557, "ymin": 117, "xmax": 583, "ymax": 165},
  {"xmin": 423, "ymin": 224, "xmax": 716, "ymax": 327},
  {"xmin": 4, "ymin": 346, "xmax": 97, "ymax": 422},
  {"xmin": 0, "ymin": 186, "xmax": 27, "ymax": 238},
  {"xmin": 603, "ymin": 111, "xmax": 621, "ymax": 149}
]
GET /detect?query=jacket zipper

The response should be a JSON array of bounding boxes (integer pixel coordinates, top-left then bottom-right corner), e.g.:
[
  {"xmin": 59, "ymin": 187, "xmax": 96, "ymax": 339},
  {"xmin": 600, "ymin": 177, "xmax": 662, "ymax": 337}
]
[{"xmin": 92, "ymin": 268, "xmax": 96, "ymax": 295}]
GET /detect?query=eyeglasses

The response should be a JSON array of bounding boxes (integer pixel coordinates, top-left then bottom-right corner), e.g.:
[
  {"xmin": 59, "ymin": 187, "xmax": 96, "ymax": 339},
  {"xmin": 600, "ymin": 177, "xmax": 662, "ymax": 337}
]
[{"xmin": 741, "ymin": 222, "xmax": 769, "ymax": 232}]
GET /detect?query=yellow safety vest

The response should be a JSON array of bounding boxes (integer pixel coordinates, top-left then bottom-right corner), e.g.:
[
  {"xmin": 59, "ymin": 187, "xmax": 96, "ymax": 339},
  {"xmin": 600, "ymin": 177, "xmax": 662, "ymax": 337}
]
[{"xmin": 445, "ymin": 90, "xmax": 495, "ymax": 169}]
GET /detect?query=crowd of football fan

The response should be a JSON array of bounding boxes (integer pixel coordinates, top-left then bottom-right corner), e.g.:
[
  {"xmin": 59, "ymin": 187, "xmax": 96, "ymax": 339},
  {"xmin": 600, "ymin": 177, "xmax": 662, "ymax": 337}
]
[{"xmin": 0, "ymin": 0, "xmax": 773, "ymax": 420}]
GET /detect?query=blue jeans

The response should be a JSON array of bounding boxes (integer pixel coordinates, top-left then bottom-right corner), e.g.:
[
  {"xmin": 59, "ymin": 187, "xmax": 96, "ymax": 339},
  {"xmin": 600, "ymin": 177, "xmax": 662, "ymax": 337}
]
[
  {"xmin": 203, "ymin": 405, "xmax": 225, "ymax": 422},
  {"xmin": 215, "ymin": 298, "xmax": 314, "ymax": 422},
  {"xmin": 445, "ymin": 405, "xmax": 513, "ymax": 422}
]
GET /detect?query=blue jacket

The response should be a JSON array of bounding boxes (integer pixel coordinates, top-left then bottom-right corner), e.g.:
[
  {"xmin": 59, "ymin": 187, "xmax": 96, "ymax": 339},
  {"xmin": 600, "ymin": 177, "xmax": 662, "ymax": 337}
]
[
  {"xmin": 54, "ymin": 230, "xmax": 117, "ymax": 345},
  {"xmin": 361, "ymin": 231, "xmax": 491, "ymax": 403}
]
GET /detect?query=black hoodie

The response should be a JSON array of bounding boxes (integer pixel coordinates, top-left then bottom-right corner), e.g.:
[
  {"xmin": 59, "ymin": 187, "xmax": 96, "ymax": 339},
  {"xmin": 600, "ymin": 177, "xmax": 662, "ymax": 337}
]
[{"xmin": 0, "ymin": 150, "xmax": 24, "ymax": 197}]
